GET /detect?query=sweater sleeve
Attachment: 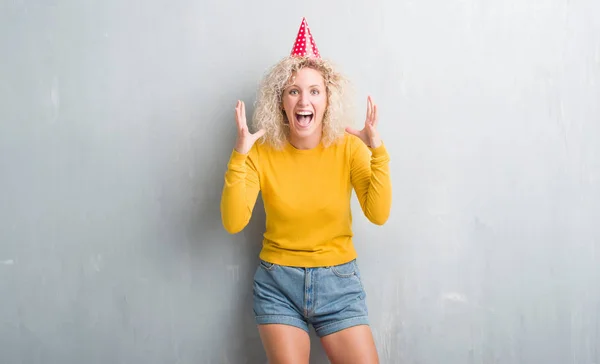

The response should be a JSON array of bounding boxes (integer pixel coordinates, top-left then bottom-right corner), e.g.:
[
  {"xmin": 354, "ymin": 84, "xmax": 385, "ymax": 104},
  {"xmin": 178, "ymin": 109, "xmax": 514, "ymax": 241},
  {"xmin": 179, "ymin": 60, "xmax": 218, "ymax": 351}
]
[
  {"xmin": 220, "ymin": 147, "xmax": 261, "ymax": 233},
  {"xmin": 350, "ymin": 137, "xmax": 392, "ymax": 225}
]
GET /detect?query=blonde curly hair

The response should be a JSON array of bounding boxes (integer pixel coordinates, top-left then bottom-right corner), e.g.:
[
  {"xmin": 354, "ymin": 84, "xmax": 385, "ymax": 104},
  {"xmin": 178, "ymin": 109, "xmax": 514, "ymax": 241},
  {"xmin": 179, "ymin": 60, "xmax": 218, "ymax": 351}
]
[{"xmin": 251, "ymin": 56, "xmax": 355, "ymax": 150}]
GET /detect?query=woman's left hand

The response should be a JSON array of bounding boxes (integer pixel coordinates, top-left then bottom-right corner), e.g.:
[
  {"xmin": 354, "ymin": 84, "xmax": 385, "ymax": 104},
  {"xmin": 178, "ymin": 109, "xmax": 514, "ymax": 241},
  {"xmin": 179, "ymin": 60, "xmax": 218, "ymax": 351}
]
[{"xmin": 345, "ymin": 96, "xmax": 382, "ymax": 148}]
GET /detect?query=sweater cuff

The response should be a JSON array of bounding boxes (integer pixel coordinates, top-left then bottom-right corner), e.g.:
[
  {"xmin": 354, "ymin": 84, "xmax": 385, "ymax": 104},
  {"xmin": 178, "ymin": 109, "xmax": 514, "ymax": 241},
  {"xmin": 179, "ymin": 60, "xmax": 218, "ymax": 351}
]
[
  {"xmin": 369, "ymin": 142, "xmax": 389, "ymax": 159},
  {"xmin": 228, "ymin": 148, "xmax": 248, "ymax": 167}
]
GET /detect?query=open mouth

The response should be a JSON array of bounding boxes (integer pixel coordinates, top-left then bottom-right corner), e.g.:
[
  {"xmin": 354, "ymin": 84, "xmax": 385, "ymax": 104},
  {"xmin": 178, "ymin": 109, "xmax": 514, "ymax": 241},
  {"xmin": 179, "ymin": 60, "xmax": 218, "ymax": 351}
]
[{"xmin": 295, "ymin": 111, "xmax": 313, "ymax": 128}]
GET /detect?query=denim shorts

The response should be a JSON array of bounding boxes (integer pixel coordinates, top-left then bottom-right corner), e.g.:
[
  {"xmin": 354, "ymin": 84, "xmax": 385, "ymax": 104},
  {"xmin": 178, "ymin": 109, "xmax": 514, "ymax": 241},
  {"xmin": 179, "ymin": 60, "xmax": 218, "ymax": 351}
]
[{"xmin": 252, "ymin": 259, "xmax": 370, "ymax": 337}]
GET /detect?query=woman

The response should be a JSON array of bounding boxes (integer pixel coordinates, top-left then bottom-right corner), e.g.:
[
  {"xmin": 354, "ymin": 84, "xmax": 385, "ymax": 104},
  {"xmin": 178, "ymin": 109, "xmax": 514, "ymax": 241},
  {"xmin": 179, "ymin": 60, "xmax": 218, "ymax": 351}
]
[{"xmin": 220, "ymin": 17, "xmax": 391, "ymax": 364}]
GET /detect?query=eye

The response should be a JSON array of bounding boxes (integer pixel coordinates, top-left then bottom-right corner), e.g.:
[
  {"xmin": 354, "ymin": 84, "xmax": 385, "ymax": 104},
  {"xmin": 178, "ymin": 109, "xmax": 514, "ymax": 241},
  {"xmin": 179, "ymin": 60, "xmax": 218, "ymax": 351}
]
[
  {"xmin": 289, "ymin": 89, "xmax": 299, "ymax": 95},
  {"xmin": 310, "ymin": 89, "xmax": 320, "ymax": 95}
]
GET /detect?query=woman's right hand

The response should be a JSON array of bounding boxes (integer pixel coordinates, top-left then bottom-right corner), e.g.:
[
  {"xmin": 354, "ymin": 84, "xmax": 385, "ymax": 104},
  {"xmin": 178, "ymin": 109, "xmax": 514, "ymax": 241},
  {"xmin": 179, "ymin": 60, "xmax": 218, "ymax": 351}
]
[{"xmin": 234, "ymin": 100, "xmax": 265, "ymax": 154}]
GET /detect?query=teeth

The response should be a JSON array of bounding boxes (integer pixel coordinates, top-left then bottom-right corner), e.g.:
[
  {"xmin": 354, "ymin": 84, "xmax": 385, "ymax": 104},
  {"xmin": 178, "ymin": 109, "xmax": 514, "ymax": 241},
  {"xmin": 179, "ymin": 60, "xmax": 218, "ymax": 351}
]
[{"xmin": 297, "ymin": 111, "xmax": 313, "ymax": 115}]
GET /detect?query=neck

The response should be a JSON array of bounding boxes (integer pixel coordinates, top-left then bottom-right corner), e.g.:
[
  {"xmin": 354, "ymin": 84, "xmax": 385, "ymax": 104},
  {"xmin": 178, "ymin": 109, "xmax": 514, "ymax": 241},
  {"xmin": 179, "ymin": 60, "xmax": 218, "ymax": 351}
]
[{"xmin": 289, "ymin": 129, "xmax": 322, "ymax": 150}]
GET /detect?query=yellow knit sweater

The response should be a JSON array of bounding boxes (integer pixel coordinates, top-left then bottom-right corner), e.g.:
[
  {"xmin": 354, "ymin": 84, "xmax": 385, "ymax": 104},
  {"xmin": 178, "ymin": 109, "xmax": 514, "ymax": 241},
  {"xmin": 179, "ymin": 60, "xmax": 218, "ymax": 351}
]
[{"xmin": 220, "ymin": 133, "xmax": 392, "ymax": 267}]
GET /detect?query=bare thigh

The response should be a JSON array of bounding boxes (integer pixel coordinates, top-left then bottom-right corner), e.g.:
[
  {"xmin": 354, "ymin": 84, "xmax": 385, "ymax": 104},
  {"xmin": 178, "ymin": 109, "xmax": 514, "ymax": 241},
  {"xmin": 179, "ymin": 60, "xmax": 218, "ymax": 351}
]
[
  {"xmin": 258, "ymin": 324, "xmax": 311, "ymax": 364},
  {"xmin": 320, "ymin": 325, "xmax": 379, "ymax": 364}
]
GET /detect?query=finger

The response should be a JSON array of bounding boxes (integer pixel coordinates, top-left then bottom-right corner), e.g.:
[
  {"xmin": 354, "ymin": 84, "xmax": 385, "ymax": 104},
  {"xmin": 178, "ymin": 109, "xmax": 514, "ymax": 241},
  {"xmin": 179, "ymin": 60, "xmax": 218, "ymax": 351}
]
[
  {"xmin": 237, "ymin": 101, "xmax": 247, "ymax": 132},
  {"xmin": 366, "ymin": 96, "xmax": 371, "ymax": 124},
  {"xmin": 367, "ymin": 97, "xmax": 371, "ymax": 125},
  {"xmin": 373, "ymin": 104, "xmax": 378, "ymax": 127},
  {"xmin": 241, "ymin": 101, "xmax": 246, "ymax": 123},
  {"xmin": 235, "ymin": 101, "xmax": 242, "ymax": 129},
  {"xmin": 368, "ymin": 97, "xmax": 376, "ymax": 125}
]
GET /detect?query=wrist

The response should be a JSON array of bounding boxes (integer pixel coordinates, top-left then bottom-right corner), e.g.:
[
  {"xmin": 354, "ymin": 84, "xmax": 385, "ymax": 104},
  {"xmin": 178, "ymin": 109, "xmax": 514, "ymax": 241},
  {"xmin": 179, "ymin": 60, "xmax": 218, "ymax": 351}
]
[
  {"xmin": 235, "ymin": 140, "xmax": 250, "ymax": 155},
  {"xmin": 369, "ymin": 137, "xmax": 382, "ymax": 149}
]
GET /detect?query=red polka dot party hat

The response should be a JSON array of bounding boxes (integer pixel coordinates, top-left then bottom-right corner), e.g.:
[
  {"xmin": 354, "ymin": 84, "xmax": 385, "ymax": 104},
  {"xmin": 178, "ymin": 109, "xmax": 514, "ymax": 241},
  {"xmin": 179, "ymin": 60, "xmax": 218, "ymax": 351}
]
[{"xmin": 290, "ymin": 17, "xmax": 321, "ymax": 58}]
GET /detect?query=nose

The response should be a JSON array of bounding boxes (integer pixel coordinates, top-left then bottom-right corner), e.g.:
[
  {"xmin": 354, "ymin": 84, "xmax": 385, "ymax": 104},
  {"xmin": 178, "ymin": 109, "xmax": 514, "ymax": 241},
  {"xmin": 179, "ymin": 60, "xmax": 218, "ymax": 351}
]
[{"xmin": 299, "ymin": 92, "xmax": 310, "ymax": 106}]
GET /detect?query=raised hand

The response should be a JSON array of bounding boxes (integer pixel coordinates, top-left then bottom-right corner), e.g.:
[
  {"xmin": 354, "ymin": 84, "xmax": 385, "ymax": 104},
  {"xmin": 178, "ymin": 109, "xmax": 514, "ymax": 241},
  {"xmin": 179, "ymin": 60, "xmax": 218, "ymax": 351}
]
[
  {"xmin": 234, "ymin": 100, "xmax": 265, "ymax": 154},
  {"xmin": 345, "ymin": 96, "xmax": 381, "ymax": 148}
]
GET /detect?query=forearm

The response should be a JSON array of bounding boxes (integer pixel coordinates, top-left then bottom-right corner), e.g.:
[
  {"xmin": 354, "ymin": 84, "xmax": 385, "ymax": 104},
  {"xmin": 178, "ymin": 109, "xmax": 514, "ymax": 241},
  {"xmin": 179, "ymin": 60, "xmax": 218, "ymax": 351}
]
[
  {"xmin": 220, "ymin": 150, "xmax": 260, "ymax": 233},
  {"xmin": 356, "ymin": 144, "xmax": 392, "ymax": 225}
]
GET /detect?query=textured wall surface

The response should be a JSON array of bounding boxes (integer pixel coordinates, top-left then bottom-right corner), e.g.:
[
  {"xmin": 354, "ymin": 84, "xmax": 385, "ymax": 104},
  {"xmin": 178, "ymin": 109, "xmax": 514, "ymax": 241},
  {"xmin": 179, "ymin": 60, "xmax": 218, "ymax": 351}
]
[{"xmin": 1, "ymin": 0, "xmax": 599, "ymax": 363}]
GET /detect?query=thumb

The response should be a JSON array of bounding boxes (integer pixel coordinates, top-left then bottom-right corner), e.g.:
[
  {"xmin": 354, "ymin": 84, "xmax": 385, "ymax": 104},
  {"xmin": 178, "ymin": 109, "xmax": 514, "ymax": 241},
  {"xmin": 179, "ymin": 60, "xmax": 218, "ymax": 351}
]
[
  {"xmin": 345, "ymin": 126, "xmax": 360, "ymax": 136},
  {"xmin": 253, "ymin": 128, "xmax": 266, "ymax": 139}
]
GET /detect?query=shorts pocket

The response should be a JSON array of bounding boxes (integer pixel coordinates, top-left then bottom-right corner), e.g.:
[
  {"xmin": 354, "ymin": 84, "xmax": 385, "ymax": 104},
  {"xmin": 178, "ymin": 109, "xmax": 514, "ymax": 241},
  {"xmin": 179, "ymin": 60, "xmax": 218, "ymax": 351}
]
[
  {"xmin": 259, "ymin": 259, "xmax": 277, "ymax": 271},
  {"xmin": 331, "ymin": 260, "xmax": 357, "ymax": 278}
]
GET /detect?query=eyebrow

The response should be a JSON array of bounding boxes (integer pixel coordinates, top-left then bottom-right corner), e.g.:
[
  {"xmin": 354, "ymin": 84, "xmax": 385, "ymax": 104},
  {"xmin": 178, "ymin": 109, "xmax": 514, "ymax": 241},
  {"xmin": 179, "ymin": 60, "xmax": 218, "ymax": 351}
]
[{"xmin": 285, "ymin": 84, "xmax": 322, "ymax": 89}]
